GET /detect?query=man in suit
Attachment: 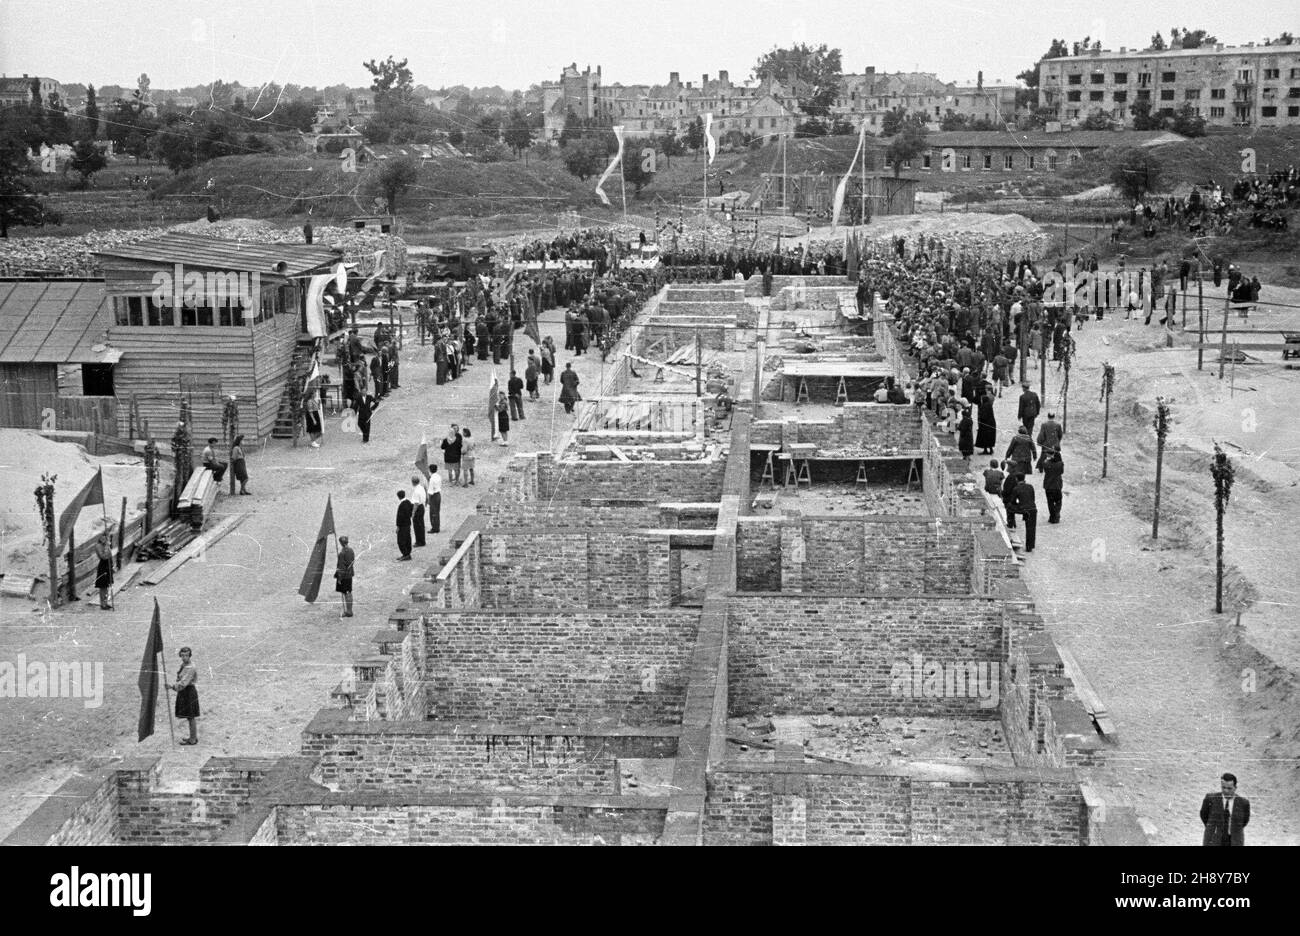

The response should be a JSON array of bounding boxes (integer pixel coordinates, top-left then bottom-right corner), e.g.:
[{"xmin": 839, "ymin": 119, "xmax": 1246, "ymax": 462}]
[
  {"xmin": 355, "ymin": 392, "xmax": 378, "ymax": 444},
  {"xmin": 1011, "ymin": 474, "xmax": 1038, "ymax": 552},
  {"xmin": 408, "ymin": 475, "xmax": 427, "ymax": 548},
  {"xmin": 1201, "ymin": 773, "xmax": 1250, "ymax": 846},
  {"xmin": 1017, "ymin": 381, "xmax": 1042, "ymax": 439},
  {"xmin": 1036, "ymin": 411, "xmax": 1064, "ymax": 467},
  {"xmin": 395, "ymin": 490, "xmax": 413, "ymax": 561},
  {"xmin": 1005, "ymin": 425, "xmax": 1038, "ymax": 479}
]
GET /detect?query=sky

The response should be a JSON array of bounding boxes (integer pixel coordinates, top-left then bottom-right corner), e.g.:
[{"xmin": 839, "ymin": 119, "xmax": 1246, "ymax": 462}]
[{"xmin": 2, "ymin": 0, "xmax": 1297, "ymax": 93}]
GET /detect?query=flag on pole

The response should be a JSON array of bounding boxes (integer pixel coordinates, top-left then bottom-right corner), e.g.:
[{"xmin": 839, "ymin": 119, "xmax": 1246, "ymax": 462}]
[
  {"xmin": 595, "ymin": 125, "xmax": 626, "ymax": 207},
  {"xmin": 58, "ymin": 467, "xmax": 104, "ymax": 550},
  {"xmin": 137, "ymin": 599, "xmax": 164, "ymax": 742},
  {"xmin": 297, "ymin": 495, "xmax": 336, "ymax": 603},
  {"xmin": 415, "ymin": 434, "xmax": 430, "ymax": 481},
  {"xmin": 488, "ymin": 368, "xmax": 500, "ymax": 439},
  {"xmin": 524, "ymin": 285, "xmax": 542, "ymax": 347},
  {"xmin": 846, "ymin": 232, "xmax": 860, "ymax": 282},
  {"xmin": 703, "ymin": 113, "xmax": 716, "ymax": 165},
  {"xmin": 832, "ymin": 119, "xmax": 868, "ymax": 229}
]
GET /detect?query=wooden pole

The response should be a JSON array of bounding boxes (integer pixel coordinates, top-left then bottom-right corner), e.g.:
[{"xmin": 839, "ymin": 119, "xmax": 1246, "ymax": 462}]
[
  {"xmin": 116, "ymin": 496, "xmax": 127, "ymax": 570},
  {"xmin": 695, "ymin": 328, "xmax": 702, "ymax": 398},
  {"xmin": 1230, "ymin": 340, "xmax": 1237, "ymax": 396},
  {"xmin": 67, "ymin": 528, "xmax": 78, "ymax": 602},
  {"xmin": 1218, "ymin": 294, "xmax": 1230, "ymax": 380},
  {"xmin": 44, "ymin": 479, "xmax": 60, "ymax": 608},
  {"xmin": 1152, "ymin": 400, "xmax": 1169, "ymax": 540}
]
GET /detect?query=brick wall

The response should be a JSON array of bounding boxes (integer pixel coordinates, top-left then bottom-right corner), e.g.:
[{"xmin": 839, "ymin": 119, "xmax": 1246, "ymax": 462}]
[
  {"xmin": 639, "ymin": 321, "xmax": 735, "ymax": 352},
  {"xmin": 750, "ymin": 406, "xmax": 922, "ymax": 454},
  {"xmin": 727, "ymin": 594, "xmax": 1005, "ymax": 716},
  {"xmin": 275, "ymin": 800, "xmax": 666, "ymax": 845},
  {"xmin": 770, "ymin": 285, "xmax": 855, "ymax": 312},
  {"xmin": 536, "ymin": 452, "xmax": 727, "ymax": 503},
  {"xmin": 704, "ymin": 764, "xmax": 1085, "ymax": 845},
  {"xmin": 744, "ymin": 275, "xmax": 851, "ymax": 298},
  {"xmin": 479, "ymin": 497, "xmax": 663, "ymax": 530},
  {"xmin": 762, "ymin": 516, "xmax": 977, "ymax": 594},
  {"xmin": 424, "ymin": 608, "xmax": 698, "ymax": 724},
  {"xmin": 302, "ymin": 712, "xmax": 677, "ymax": 794},
  {"xmin": 736, "ymin": 518, "xmax": 781, "ymax": 591},
  {"xmin": 478, "ymin": 529, "xmax": 674, "ymax": 608},
  {"xmin": 664, "ymin": 287, "xmax": 745, "ymax": 303}
]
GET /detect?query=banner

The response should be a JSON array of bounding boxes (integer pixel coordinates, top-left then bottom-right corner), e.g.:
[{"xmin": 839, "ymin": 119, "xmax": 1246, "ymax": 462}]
[
  {"xmin": 524, "ymin": 282, "xmax": 541, "ymax": 347},
  {"xmin": 415, "ymin": 434, "xmax": 430, "ymax": 481},
  {"xmin": 304, "ymin": 273, "xmax": 332, "ymax": 338},
  {"xmin": 297, "ymin": 495, "xmax": 336, "ymax": 603},
  {"xmin": 595, "ymin": 125, "xmax": 626, "ymax": 207},
  {"xmin": 832, "ymin": 119, "xmax": 868, "ymax": 229},
  {"xmin": 58, "ymin": 468, "xmax": 104, "ymax": 551},
  {"xmin": 704, "ymin": 113, "xmax": 716, "ymax": 165},
  {"xmin": 137, "ymin": 599, "xmax": 164, "ymax": 742}
]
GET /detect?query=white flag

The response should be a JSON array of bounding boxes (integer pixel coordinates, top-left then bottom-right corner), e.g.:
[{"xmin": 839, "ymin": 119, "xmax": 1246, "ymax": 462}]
[
  {"xmin": 831, "ymin": 119, "xmax": 868, "ymax": 230},
  {"xmin": 595, "ymin": 125, "xmax": 626, "ymax": 207},
  {"xmin": 704, "ymin": 113, "xmax": 716, "ymax": 165}
]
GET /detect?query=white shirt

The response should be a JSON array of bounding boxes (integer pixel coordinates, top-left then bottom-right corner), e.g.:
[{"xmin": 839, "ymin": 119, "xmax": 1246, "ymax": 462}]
[
  {"xmin": 409, "ymin": 482, "xmax": 427, "ymax": 507},
  {"xmin": 428, "ymin": 473, "xmax": 442, "ymax": 495}
]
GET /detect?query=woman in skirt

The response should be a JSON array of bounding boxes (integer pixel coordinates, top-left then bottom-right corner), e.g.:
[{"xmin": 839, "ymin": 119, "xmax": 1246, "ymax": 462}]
[
  {"xmin": 304, "ymin": 392, "xmax": 323, "ymax": 448},
  {"xmin": 168, "ymin": 647, "xmax": 200, "ymax": 745},
  {"xmin": 495, "ymin": 394, "xmax": 510, "ymax": 446},
  {"xmin": 93, "ymin": 532, "xmax": 114, "ymax": 610},
  {"xmin": 230, "ymin": 435, "xmax": 250, "ymax": 495}
]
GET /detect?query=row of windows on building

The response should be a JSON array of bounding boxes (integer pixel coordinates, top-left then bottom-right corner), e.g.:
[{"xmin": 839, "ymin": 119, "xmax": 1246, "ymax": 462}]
[
  {"xmin": 1058, "ymin": 67, "xmax": 1300, "ymax": 85},
  {"xmin": 889, "ymin": 151, "xmax": 1076, "ymax": 171},
  {"xmin": 111, "ymin": 286, "xmax": 299, "ymax": 327},
  {"xmin": 1063, "ymin": 87, "xmax": 1300, "ymax": 102}
]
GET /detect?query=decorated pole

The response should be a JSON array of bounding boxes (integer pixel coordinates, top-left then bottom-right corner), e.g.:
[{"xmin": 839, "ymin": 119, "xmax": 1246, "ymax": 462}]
[
  {"xmin": 37, "ymin": 474, "xmax": 59, "ymax": 607},
  {"xmin": 1100, "ymin": 362, "xmax": 1115, "ymax": 478},
  {"xmin": 1152, "ymin": 398, "xmax": 1170, "ymax": 540},
  {"xmin": 1210, "ymin": 442, "xmax": 1235, "ymax": 614},
  {"xmin": 143, "ymin": 436, "xmax": 158, "ymax": 535}
]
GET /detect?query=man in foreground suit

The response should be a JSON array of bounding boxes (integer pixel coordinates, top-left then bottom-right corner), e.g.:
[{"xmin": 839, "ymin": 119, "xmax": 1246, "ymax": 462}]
[{"xmin": 1200, "ymin": 773, "xmax": 1249, "ymax": 846}]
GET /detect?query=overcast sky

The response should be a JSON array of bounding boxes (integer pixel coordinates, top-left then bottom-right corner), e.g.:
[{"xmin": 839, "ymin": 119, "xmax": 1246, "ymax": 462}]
[{"xmin": 2, "ymin": 0, "xmax": 1296, "ymax": 92}]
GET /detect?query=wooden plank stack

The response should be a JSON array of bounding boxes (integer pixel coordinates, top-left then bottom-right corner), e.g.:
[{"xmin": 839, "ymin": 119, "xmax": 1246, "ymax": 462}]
[
  {"xmin": 136, "ymin": 519, "xmax": 198, "ymax": 561},
  {"xmin": 175, "ymin": 468, "xmax": 219, "ymax": 529}
]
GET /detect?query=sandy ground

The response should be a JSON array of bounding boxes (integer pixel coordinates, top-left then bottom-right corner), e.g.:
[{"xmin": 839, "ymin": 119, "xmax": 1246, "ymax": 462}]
[
  {"xmin": 0, "ymin": 305, "xmax": 616, "ymax": 838},
  {"xmin": 727, "ymin": 715, "xmax": 1013, "ymax": 768},
  {"xmin": 985, "ymin": 282, "xmax": 1300, "ymax": 845}
]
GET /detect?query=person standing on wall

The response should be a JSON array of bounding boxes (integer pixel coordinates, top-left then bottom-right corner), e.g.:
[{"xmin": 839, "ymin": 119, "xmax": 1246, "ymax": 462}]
[
  {"xmin": 335, "ymin": 535, "xmax": 355, "ymax": 618},
  {"xmin": 427, "ymin": 465, "xmax": 442, "ymax": 534},
  {"xmin": 409, "ymin": 474, "xmax": 427, "ymax": 548}
]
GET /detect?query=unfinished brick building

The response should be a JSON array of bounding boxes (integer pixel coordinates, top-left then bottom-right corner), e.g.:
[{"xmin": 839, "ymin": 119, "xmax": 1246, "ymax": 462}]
[{"xmin": 9, "ymin": 282, "xmax": 1141, "ymax": 846}]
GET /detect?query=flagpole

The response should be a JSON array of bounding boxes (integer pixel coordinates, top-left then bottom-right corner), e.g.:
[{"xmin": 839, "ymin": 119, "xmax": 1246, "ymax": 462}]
[
  {"xmin": 620, "ymin": 153, "xmax": 627, "ymax": 225},
  {"xmin": 163, "ymin": 653, "xmax": 176, "ymax": 745}
]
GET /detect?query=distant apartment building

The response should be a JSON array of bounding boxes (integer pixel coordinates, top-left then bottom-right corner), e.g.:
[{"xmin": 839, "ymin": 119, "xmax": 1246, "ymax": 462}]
[
  {"xmin": 1039, "ymin": 41, "xmax": 1300, "ymax": 128},
  {"xmin": 834, "ymin": 70, "xmax": 1022, "ymax": 132},
  {"xmin": 0, "ymin": 74, "xmax": 62, "ymax": 108}
]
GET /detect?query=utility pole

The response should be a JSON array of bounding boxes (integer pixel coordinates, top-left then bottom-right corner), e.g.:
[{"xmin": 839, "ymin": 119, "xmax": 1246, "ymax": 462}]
[{"xmin": 695, "ymin": 327, "xmax": 702, "ymax": 398}]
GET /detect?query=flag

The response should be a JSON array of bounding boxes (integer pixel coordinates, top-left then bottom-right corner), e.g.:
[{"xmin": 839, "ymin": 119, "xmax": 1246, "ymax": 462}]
[
  {"xmin": 847, "ymin": 233, "xmax": 860, "ymax": 282},
  {"xmin": 58, "ymin": 467, "xmax": 104, "ymax": 550},
  {"xmin": 137, "ymin": 599, "xmax": 163, "ymax": 742},
  {"xmin": 524, "ymin": 286, "xmax": 541, "ymax": 347},
  {"xmin": 488, "ymin": 369, "xmax": 500, "ymax": 439},
  {"xmin": 832, "ymin": 119, "xmax": 868, "ymax": 229},
  {"xmin": 305, "ymin": 354, "xmax": 322, "ymax": 391},
  {"xmin": 595, "ymin": 125, "xmax": 626, "ymax": 207},
  {"xmin": 297, "ymin": 495, "xmax": 336, "ymax": 603},
  {"xmin": 415, "ymin": 434, "xmax": 430, "ymax": 481},
  {"xmin": 703, "ymin": 113, "xmax": 716, "ymax": 165}
]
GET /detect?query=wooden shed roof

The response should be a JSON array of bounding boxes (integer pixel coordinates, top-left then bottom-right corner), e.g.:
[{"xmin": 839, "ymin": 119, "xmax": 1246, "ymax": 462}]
[
  {"xmin": 96, "ymin": 232, "xmax": 343, "ymax": 276},
  {"xmin": 0, "ymin": 280, "xmax": 117, "ymax": 364}
]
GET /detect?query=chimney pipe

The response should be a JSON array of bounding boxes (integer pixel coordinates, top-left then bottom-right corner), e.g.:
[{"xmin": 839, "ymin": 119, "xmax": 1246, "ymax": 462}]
[
  {"xmin": 703, "ymin": 74, "xmax": 709, "ymax": 86},
  {"xmin": 719, "ymin": 70, "xmax": 729, "ymax": 84}
]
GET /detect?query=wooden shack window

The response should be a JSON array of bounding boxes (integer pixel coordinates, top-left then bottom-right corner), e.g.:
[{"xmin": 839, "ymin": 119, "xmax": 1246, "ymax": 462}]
[
  {"xmin": 127, "ymin": 296, "xmax": 144, "ymax": 326},
  {"xmin": 113, "ymin": 297, "xmax": 129, "ymax": 326},
  {"xmin": 181, "ymin": 303, "xmax": 197, "ymax": 326},
  {"xmin": 196, "ymin": 304, "xmax": 214, "ymax": 327}
]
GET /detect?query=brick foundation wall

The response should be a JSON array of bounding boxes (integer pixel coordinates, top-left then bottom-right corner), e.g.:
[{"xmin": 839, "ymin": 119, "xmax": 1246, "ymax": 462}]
[
  {"xmin": 639, "ymin": 321, "xmax": 735, "ymax": 352},
  {"xmin": 727, "ymin": 594, "xmax": 1005, "ymax": 716},
  {"xmin": 704, "ymin": 764, "xmax": 1085, "ymax": 845},
  {"xmin": 275, "ymin": 800, "xmax": 666, "ymax": 845},
  {"xmin": 302, "ymin": 712, "xmax": 677, "ymax": 794},
  {"xmin": 536, "ymin": 452, "xmax": 727, "ymax": 503},
  {"xmin": 751, "ymin": 405, "xmax": 922, "ymax": 454},
  {"xmin": 770, "ymin": 286, "xmax": 854, "ymax": 312},
  {"xmin": 479, "ymin": 497, "xmax": 664, "ymax": 530},
  {"xmin": 744, "ymin": 276, "xmax": 851, "ymax": 298},
  {"xmin": 424, "ymin": 608, "xmax": 698, "ymax": 724},
  {"xmin": 479, "ymin": 529, "xmax": 674, "ymax": 608},
  {"xmin": 759, "ymin": 516, "xmax": 977, "ymax": 594},
  {"xmin": 736, "ymin": 518, "xmax": 781, "ymax": 591}
]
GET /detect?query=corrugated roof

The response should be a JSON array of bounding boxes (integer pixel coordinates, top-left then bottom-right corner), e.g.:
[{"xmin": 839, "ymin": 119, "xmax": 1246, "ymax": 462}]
[
  {"xmin": 96, "ymin": 232, "xmax": 342, "ymax": 276},
  {"xmin": 0, "ymin": 280, "xmax": 115, "ymax": 364},
  {"xmin": 925, "ymin": 130, "xmax": 1184, "ymax": 149}
]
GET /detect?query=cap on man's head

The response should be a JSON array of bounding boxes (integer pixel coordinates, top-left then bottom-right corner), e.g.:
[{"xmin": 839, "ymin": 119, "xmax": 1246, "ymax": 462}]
[
  {"xmin": 1047, "ymin": 411, "xmax": 1056, "ymax": 418},
  {"xmin": 339, "ymin": 536, "xmax": 349, "ymax": 545},
  {"xmin": 208, "ymin": 437, "xmax": 218, "ymax": 444},
  {"xmin": 1021, "ymin": 381, "xmax": 1030, "ymax": 388}
]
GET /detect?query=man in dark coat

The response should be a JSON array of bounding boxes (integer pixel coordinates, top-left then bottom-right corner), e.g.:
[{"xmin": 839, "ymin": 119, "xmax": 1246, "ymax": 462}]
[
  {"xmin": 559, "ymin": 362, "xmax": 581, "ymax": 414},
  {"xmin": 370, "ymin": 351, "xmax": 388, "ymax": 398},
  {"xmin": 1042, "ymin": 451, "xmax": 1064, "ymax": 523},
  {"xmin": 1005, "ymin": 425, "xmax": 1037, "ymax": 478},
  {"xmin": 1200, "ymin": 773, "xmax": 1249, "ymax": 846},
  {"xmin": 1017, "ymin": 381, "xmax": 1042, "ymax": 438},
  {"xmin": 1037, "ymin": 412, "xmax": 1064, "ymax": 465},
  {"xmin": 976, "ymin": 392, "xmax": 997, "ymax": 454},
  {"xmin": 355, "ymin": 393, "xmax": 377, "ymax": 444},
  {"xmin": 395, "ymin": 490, "xmax": 413, "ymax": 561},
  {"xmin": 1011, "ymin": 474, "xmax": 1038, "ymax": 552}
]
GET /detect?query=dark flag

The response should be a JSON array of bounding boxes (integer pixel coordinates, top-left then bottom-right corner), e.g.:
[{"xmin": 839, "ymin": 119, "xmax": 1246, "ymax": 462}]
[
  {"xmin": 58, "ymin": 467, "xmax": 104, "ymax": 550},
  {"xmin": 137, "ymin": 599, "xmax": 164, "ymax": 742},
  {"xmin": 847, "ymin": 233, "xmax": 860, "ymax": 282},
  {"xmin": 415, "ymin": 434, "xmax": 430, "ymax": 481},
  {"xmin": 297, "ymin": 495, "xmax": 336, "ymax": 603},
  {"xmin": 524, "ymin": 285, "xmax": 541, "ymax": 347}
]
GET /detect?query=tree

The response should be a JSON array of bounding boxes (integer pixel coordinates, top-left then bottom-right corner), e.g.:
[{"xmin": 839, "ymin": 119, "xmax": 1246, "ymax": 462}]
[
  {"xmin": 1269, "ymin": 32, "xmax": 1295, "ymax": 46},
  {"xmin": 562, "ymin": 138, "xmax": 606, "ymax": 181},
  {"xmin": 882, "ymin": 107, "xmax": 926, "ymax": 137},
  {"xmin": 67, "ymin": 140, "xmax": 106, "ymax": 186},
  {"xmin": 1109, "ymin": 147, "xmax": 1163, "ymax": 202},
  {"xmin": 84, "ymin": 85, "xmax": 100, "ymax": 138},
  {"xmin": 795, "ymin": 118, "xmax": 829, "ymax": 138},
  {"xmin": 363, "ymin": 56, "xmax": 414, "ymax": 108},
  {"xmin": 448, "ymin": 129, "xmax": 464, "ymax": 147},
  {"xmin": 1169, "ymin": 27, "xmax": 1218, "ymax": 49},
  {"xmin": 685, "ymin": 115, "xmax": 704, "ymax": 160},
  {"xmin": 151, "ymin": 115, "xmax": 199, "ymax": 173},
  {"xmin": 886, "ymin": 125, "xmax": 927, "ymax": 177},
  {"xmin": 559, "ymin": 111, "xmax": 583, "ymax": 148},
  {"xmin": 372, "ymin": 155, "xmax": 419, "ymax": 214},
  {"xmin": 42, "ymin": 93, "xmax": 73, "ymax": 145},
  {"xmin": 1170, "ymin": 102, "xmax": 1207, "ymax": 138},
  {"xmin": 502, "ymin": 109, "xmax": 534, "ymax": 156},
  {"xmin": 752, "ymin": 43, "xmax": 843, "ymax": 118},
  {"xmin": 1148, "ymin": 32, "xmax": 1166, "ymax": 51},
  {"xmin": 1080, "ymin": 111, "xmax": 1114, "ymax": 130},
  {"xmin": 1129, "ymin": 97, "xmax": 1163, "ymax": 131},
  {"xmin": 622, "ymin": 150, "xmax": 654, "ymax": 196},
  {"xmin": 1016, "ymin": 38, "xmax": 1068, "ymax": 90},
  {"xmin": 0, "ymin": 136, "xmax": 59, "ymax": 237}
]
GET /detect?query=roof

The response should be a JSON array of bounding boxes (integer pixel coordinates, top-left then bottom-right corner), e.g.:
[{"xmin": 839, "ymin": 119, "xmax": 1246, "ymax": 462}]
[
  {"xmin": 924, "ymin": 130, "xmax": 1185, "ymax": 149},
  {"xmin": 96, "ymin": 232, "xmax": 342, "ymax": 276},
  {"xmin": 0, "ymin": 280, "xmax": 119, "ymax": 364},
  {"xmin": 1042, "ymin": 43, "xmax": 1283, "ymax": 64}
]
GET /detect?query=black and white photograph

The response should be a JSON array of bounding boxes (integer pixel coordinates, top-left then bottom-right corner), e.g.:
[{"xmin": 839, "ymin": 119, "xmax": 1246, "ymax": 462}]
[{"xmin": 0, "ymin": 0, "xmax": 1294, "ymax": 900}]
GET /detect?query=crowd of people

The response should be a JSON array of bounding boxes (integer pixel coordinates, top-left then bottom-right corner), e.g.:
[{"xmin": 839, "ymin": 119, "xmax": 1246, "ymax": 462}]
[{"xmin": 1123, "ymin": 166, "xmax": 1297, "ymax": 238}]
